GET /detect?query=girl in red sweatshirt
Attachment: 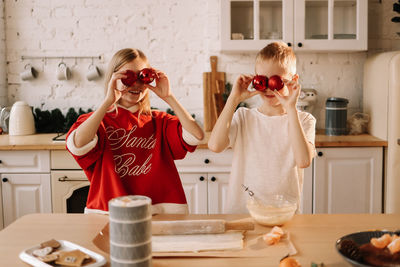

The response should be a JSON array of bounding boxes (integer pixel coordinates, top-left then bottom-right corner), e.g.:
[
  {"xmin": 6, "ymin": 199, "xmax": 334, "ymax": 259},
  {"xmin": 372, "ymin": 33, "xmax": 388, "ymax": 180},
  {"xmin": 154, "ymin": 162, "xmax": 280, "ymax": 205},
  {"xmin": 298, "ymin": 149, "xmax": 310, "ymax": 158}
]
[{"xmin": 66, "ymin": 48, "xmax": 204, "ymax": 214}]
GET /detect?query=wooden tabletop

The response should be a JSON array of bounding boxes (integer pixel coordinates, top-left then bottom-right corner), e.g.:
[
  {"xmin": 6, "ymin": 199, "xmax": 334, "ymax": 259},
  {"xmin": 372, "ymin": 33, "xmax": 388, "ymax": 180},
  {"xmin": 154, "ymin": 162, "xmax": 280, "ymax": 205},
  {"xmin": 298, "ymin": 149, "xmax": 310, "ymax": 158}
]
[{"xmin": 0, "ymin": 213, "xmax": 399, "ymax": 267}]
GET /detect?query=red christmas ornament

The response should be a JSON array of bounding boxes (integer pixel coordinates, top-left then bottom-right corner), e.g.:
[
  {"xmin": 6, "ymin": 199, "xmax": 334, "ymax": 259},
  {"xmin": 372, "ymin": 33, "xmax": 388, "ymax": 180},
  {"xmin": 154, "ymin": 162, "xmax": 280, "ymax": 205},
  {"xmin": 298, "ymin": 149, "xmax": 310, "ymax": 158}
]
[
  {"xmin": 121, "ymin": 70, "xmax": 137, "ymax": 87},
  {"xmin": 138, "ymin": 68, "xmax": 156, "ymax": 84},
  {"xmin": 268, "ymin": 75, "xmax": 284, "ymax": 91},
  {"xmin": 252, "ymin": 75, "xmax": 268, "ymax": 91}
]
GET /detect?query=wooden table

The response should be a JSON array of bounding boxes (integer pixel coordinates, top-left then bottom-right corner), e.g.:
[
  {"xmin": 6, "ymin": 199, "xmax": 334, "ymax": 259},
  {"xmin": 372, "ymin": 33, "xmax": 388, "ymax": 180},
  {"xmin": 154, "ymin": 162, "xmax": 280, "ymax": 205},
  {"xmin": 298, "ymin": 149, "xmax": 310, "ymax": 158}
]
[{"xmin": 0, "ymin": 213, "xmax": 399, "ymax": 267}]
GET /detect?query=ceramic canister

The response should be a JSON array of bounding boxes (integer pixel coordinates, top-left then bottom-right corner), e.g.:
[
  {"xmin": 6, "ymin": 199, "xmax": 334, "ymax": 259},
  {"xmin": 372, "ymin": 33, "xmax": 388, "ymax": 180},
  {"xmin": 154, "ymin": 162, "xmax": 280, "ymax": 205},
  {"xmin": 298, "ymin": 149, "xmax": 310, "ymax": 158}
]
[
  {"xmin": 325, "ymin": 97, "xmax": 349, "ymax": 136},
  {"xmin": 109, "ymin": 195, "xmax": 152, "ymax": 267}
]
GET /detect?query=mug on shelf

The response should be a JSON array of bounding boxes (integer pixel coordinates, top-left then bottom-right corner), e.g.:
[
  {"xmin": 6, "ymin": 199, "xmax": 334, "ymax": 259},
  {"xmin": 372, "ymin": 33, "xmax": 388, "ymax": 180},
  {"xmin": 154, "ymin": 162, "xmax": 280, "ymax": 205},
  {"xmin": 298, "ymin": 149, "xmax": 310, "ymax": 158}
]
[
  {"xmin": 56, "ymin": 62, "xmax": 71, "ymax": 81},
  {"xmin": 20, "ymin": 64, "xmax": 38, "ymax": 81},
  {"xmin": 86, "ymin": 63, "xmax": 101, "ymax": 81}
]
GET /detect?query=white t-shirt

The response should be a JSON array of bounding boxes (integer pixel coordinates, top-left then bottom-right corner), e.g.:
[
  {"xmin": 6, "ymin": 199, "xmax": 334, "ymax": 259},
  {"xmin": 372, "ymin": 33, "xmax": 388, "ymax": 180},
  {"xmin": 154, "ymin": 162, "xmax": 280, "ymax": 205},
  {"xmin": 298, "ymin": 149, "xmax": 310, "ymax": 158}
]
[{"xmin": 226, "ymin": 107, "xmax": 316, "ymax": 214}]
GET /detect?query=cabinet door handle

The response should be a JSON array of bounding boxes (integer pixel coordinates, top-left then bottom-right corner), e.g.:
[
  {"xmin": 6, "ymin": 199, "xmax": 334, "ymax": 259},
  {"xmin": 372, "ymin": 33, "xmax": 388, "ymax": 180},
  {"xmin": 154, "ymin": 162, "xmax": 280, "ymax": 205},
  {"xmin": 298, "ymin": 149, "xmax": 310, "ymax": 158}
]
[
  {"xmin": 0, "ymin": 160, "xmax": 2, "ymax": 164},
  {"xmin": 287, "ymin": 42, "xmax": 292, "ymax": 47},
  {"xmin": 58, "ymin": 176, "xmax": 88, "ymax": 182},
  {"xmin": 298, "ymin": 42, "xmax": 303, "ymax": 47},
  {"xmin": 211, "ymin": 176, "xmax": 217, "ymax": 182},
  {"xmin": 317, "ymin": 151, "xmax": 323, "ymax": 157},
  {"xmin": 199, "ymin": 176, "xmax": 205, "ymax": 181},
  {"xmin": 204, "ymin": 159, "xmax": 210, "ymax": 164},
  {"xmin": 2, "ymin": 177, "xmax": 8, "ymax": 182},
  {"xmin": 398, "ymin": 138, "xmax": 400, "ymax": 145}
]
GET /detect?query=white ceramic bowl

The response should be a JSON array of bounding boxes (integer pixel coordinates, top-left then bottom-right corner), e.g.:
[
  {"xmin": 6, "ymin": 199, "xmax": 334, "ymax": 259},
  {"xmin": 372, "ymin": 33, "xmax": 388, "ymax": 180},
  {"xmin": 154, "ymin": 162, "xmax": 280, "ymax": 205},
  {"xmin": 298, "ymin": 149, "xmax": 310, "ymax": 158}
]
[{"xmin": 246, "ymin": 194, "xmax": 297, "ymax": 226}]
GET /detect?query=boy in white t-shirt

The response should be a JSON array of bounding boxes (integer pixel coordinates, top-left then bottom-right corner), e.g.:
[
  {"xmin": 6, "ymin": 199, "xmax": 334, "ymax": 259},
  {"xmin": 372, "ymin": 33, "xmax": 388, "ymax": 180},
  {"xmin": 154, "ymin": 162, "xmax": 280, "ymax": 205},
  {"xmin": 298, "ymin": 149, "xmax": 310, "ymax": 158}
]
[{"xmin": 208, "ymin": 42, "xmax": 316, "ymax": 214}]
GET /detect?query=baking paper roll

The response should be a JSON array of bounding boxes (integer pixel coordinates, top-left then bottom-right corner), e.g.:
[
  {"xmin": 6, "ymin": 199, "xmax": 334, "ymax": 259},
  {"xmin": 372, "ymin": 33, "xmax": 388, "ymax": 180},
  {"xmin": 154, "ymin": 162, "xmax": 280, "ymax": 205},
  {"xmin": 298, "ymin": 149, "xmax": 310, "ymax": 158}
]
[
  {"xmin": 152, "ymin": 232, "xmax": 244, "ymax": 252},
  {"xmin": 152, "ymin": 219, "xmax": 254, "ymax": 235}
]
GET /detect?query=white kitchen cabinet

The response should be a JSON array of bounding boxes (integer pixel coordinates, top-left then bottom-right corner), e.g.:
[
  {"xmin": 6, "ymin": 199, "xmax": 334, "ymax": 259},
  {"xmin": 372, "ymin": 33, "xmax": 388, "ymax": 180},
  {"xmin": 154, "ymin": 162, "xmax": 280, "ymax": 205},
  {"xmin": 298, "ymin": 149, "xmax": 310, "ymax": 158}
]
[
  {"xmin": 1, "ymin": 174, "xmax": 52, "ymax": 227},
  {"xmin": 299, "ymin": 163, "xmax": 313, "ymax": 214},
  {"xmin": 221, "ymin": 0, "xmax": 367, "ymax": 51},
  {"xmin": 0, "ymin": 150, "xmax": 51, "ymax": 228},
  {"xmin": 207, "ymin": 172, "xmax": 230, "ymax": 214},
  {"xmin": 176, "ymin": 149, "xmax": 232, "ymax": 214},
  {"xmin": 0, "ymin": 186, "xmax": 3, "ymax": 229},
  {"xmin": 313, "ymin": 147, "xmax": 383, "ymax": 214},
  {"xmin": 179, "ymin": 173, "xmax": 208, "ymax": 214},
  {"xmin": 180, "ymin": 172, "xmax": 230, "ymax": 214}
]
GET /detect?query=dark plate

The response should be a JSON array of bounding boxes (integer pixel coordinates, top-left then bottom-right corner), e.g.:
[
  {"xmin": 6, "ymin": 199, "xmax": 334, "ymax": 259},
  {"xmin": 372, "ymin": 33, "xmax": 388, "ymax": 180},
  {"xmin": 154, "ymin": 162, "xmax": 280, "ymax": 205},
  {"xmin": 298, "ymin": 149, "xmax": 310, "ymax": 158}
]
[{"xmin": 335, "ymin": 230, "xmax": 400, "ymax": 267}]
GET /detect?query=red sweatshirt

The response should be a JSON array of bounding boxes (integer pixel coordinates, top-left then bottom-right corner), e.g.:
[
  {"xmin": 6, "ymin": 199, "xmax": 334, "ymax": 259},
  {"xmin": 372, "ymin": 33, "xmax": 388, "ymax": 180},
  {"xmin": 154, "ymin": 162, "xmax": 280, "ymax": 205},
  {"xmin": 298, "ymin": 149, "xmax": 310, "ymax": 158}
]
[{"xmin": 66, "ymin": 107, "xmax": 196, "ymax": 212}]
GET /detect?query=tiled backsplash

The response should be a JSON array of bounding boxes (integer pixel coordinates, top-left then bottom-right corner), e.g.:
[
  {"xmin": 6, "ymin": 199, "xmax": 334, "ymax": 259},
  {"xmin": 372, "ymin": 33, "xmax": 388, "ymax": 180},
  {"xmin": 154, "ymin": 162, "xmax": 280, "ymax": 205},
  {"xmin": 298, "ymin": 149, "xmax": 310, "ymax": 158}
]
[{"xmin": 0, "ymin": 0, "xmax": 399, "ymax": 129}]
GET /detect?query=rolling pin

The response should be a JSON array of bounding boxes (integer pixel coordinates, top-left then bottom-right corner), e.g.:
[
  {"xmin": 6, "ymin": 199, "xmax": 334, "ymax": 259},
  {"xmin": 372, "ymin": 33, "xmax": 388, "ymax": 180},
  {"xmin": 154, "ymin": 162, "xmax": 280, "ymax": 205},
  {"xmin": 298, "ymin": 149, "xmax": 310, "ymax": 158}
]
[{"xmin": 152, "ymin": 219, "xmax": 254, "ymax": 235}]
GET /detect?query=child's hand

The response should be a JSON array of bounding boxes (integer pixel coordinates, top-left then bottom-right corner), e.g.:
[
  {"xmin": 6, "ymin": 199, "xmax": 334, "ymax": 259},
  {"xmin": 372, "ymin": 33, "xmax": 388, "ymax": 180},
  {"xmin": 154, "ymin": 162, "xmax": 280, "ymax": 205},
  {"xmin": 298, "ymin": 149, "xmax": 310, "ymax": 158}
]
[
  {"xmin": 230, "ymin": 74, "xmax": 260, "ymax": 103},
  {"xmin": 273, "ymin": 74, "xmax": 301, "ymax": 110},
  {"xmin": 144, "ymin": 69, "xmax": 172, "ymax": 100},
  {"xmin": 105, "ymin": 70, "xmax": 128, "ymax": 106}
]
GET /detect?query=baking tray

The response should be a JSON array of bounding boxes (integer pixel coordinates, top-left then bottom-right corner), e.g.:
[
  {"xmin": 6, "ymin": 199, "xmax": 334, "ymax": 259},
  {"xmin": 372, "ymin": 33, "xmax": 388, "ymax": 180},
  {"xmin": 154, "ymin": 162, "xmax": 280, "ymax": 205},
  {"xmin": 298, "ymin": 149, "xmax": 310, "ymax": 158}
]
[{"xmin": 19, "ymin": 240, "xmax": 106, "ymax": 267}]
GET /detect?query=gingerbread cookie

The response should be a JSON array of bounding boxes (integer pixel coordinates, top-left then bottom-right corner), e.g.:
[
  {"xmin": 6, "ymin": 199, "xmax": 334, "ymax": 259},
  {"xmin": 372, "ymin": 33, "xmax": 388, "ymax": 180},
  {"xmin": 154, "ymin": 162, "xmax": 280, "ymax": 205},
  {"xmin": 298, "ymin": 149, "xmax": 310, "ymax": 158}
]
[
  {"xmin": 39, "ymin": 253, "xmax": 58, "ymax": 263},
  {"xmin": 55, "ymin": 249, "xmax": 87, "ymax": 267},
  {"xmin": 32, "ymin": 246, "xmax": 53, "ymax": 257},
  {"xmin": 40, "ymin": 238, "xmax": 61, "ymax": 249}
]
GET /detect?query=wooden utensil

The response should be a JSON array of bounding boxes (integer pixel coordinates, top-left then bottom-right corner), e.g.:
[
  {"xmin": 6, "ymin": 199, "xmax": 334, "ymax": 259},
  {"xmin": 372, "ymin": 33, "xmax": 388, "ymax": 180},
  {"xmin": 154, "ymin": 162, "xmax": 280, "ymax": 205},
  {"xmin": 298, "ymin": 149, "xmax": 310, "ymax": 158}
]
[
  {"xmin": 203, "ymin": 72, "xmax": 217, "ymax": 131},
  {"xmin": 152, "ymin": 219, "xmax": 255, "ymax": 235},
  {"xmin": 210, "ymin": 56, "xmax": 226, "ymax": 116},
  {"xmin": 203, "ymin": 56, "xmax": 226, "ymax": 132}
]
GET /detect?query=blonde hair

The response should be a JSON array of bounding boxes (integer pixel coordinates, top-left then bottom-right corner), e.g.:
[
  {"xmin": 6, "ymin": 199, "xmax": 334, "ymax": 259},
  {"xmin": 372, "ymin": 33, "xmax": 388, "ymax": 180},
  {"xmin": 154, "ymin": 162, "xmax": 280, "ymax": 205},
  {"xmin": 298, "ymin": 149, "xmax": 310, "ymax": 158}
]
[
  {"xmin": 256, "ymin": 42, "xmax": 296, "ymax": 75},
  {"xmin": 104, "ymin": 48, "xmax": 152, "ymax": 116}
]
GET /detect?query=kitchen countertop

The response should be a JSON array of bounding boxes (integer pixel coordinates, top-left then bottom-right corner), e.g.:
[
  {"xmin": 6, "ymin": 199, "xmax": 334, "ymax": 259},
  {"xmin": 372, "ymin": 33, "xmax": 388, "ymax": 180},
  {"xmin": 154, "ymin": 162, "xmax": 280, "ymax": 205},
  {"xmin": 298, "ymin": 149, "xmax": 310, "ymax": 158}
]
[
  {"xmin": 0, "ymin": 131, "xmax": 388, "ymax": 150},
  {"xmin": 0, "ymin": 213, "xmax": 399, "ymax": 267}
]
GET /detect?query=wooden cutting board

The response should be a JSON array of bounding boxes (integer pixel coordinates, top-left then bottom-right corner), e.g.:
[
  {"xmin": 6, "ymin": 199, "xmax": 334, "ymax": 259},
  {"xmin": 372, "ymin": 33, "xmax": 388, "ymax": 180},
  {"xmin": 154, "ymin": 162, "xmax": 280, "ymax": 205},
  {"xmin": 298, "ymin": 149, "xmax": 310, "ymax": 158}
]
[
  {"xmin": 203, "ymin": 56, "xmax": 226, "ymax": 132},
  {"xmin": 92, "ymin": 220, "xmax": 296, "ymax": 258}
]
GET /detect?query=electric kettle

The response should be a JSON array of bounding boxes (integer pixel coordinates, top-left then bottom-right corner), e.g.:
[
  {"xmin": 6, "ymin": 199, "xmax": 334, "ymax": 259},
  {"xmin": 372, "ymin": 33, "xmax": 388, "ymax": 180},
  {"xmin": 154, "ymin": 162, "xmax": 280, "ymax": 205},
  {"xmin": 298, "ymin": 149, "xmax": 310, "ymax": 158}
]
[{"xmin": 8, "ymin": 101, "xmax": 36, "ymax": 136}]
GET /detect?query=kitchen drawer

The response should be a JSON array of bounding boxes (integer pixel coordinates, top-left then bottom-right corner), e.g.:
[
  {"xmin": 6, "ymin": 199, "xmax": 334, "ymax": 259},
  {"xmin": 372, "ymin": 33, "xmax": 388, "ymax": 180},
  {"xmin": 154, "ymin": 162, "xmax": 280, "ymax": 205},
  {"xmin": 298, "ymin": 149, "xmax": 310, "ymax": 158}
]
[
  {"xmin": 51, "ymin": 150, "xmax": 81, "ymax": 170},
  {"xmin": 175, "ymin": 149, "xmax": 233, "ymax": 172},
  {"xmin": 0, "ymin": 150, "xmax": 50, "ymax": 173}
]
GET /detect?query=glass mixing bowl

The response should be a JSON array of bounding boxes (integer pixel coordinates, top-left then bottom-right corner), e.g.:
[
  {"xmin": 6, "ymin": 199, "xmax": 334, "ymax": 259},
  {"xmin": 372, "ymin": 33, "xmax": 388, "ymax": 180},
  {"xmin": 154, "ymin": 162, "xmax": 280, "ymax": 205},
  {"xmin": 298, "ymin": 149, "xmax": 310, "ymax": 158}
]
[{"xmin": 246, "ymin": 194, "xmax": 297, "ymax": 226}]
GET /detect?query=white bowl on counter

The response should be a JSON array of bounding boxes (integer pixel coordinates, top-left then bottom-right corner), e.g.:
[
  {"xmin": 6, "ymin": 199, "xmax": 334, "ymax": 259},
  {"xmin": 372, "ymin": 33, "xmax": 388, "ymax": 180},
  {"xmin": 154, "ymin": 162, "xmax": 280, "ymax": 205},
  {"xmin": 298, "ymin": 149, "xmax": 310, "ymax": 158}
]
[{"xmin": 246, "ymin": 194, "xmax": 297, "ymax": 226}]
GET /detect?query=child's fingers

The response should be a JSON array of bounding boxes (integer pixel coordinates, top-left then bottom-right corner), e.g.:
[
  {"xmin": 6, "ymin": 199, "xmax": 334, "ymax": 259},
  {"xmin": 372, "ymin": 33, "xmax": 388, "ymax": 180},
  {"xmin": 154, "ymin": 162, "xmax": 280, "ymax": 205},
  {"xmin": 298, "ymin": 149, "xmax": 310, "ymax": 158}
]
[
  {"xmin": 115, "ymin": 85, "xmax": 128, "ymax": 93},
  {"xmin": 144, "ymin": 84, "xmax": 156, "ymax": 91},
  {"xmin": 238, "ymin": 74, "xmax": 246, "ymax": 82},
  {"xmin": 153, "ymin": 69, "xmax": 163, "ymax": 79},
  {"xmin": 272, "ymin": 89, "xmax": 284, "ymax": 100},
  {"xmin": 239, "ymin": 74, "xmax": 252, "ymax": 81},
  {"xmin": 241, "ymin": 75, "xmax": 253, "ymax": 88},
  {"xmin": 285, "ymin": 79, "xmax": 297, "ymax": 88},
  {"xmin": 249, "ymin": 90, "xmax": 260, "ymax": 98},
  {"xmin": 111, "ymin": 73, "xmax": 127, "ymax": 83},
  {"xmin": 243, "ymin": 74, "xmax": 253, "ymax": 81}
]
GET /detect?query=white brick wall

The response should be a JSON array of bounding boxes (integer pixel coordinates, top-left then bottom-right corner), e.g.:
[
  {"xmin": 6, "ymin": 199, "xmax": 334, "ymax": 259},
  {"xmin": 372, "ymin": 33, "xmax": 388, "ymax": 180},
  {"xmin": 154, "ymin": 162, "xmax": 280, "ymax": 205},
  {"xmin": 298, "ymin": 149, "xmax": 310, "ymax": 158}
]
[
  {"xmin": 1, "ymin": 0, "xmax": 399, "ymax": 129},
  {"xmin": 0, "ymin": 0, "xmax": 7, "ymax": 106}
]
